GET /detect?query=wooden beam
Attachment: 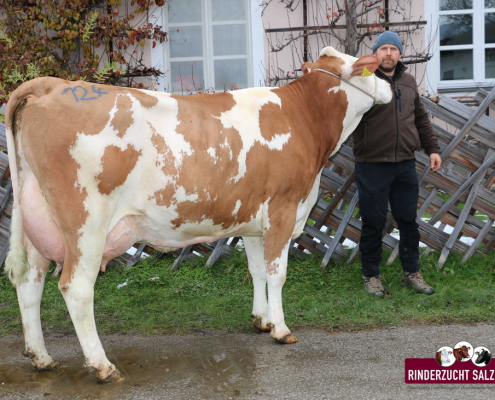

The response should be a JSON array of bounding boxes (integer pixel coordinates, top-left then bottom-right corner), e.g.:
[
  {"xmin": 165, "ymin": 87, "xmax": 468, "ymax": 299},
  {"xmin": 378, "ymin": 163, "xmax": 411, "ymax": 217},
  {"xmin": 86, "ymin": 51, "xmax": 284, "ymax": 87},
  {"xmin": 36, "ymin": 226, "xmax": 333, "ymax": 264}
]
[{"xmin": 265, "ymin": 21, "xmax": 426, "ymax": 33}]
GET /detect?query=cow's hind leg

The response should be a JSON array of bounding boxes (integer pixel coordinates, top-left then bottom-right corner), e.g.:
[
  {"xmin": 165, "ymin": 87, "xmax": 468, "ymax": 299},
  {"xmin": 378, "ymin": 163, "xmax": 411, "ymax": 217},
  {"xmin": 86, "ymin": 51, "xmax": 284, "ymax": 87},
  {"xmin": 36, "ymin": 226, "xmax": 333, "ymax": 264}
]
[
  {"xmin": 16, "ymin": 237, "xmax": 60, "ymax": 371},
  {"xmin": 243, "ymin": 236, "xmax": 271, "ymax": 332},
  {"xmin": 59, "ymin": 239, "xmax": 123, "ymax": 383}
]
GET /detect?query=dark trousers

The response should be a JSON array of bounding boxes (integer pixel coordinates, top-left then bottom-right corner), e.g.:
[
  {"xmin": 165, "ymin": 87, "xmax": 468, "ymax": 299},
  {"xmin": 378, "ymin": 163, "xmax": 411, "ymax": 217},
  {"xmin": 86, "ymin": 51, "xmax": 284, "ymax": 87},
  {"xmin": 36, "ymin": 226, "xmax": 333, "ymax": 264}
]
[{"xmin": 355, "ymin": 159, "xmax": 421, "ymax": 278}]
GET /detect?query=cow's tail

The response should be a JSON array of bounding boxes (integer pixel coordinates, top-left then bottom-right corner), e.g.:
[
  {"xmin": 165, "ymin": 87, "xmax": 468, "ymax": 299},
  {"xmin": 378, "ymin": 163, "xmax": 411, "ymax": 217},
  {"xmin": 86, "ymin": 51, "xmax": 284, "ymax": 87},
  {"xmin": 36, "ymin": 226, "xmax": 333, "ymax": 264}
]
[
  {"xmin": 4, "ymin": 203, "xmax": 28, "ymax": 285},
  {"xmin": 2, "ymin": 79, "xmax": 47, "ymax": 285}
]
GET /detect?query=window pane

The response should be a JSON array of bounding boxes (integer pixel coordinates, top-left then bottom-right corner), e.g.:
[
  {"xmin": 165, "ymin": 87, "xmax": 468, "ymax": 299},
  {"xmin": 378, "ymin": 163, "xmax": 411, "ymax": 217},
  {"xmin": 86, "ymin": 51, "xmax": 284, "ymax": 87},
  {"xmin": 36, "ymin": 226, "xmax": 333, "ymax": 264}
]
[
  {"xmin": 486, "ymin": 0, "xmax": 495, "ymax": 8},
  {"xmin": 486, "ymin": 48, "xmax": 495, "ymax": 79},
  {"xmin": 213, "ymin": 25, "xmax": 247, "ymax": 56},
  {"xmin": 212, "ymin": 0, "xmax": 246, "ymax": 21},
  {"xmin": 486, "ymin": 13, "xmax": 495, "ymax": 43},
  {"xmin": 440, "ymin": 0, "xmax": 472, "ymax": 10},
  {"xmin": 171, "ymin": 61, "xmax": 204, "ymax": 93},
  {"xmin": 214, "ymin": 59, "xmax": 248, "ymax": 90},
  {"xmin": 168, "ymin": 0, "xmax": 202, "ymax": 23},
  {"xmin": 169, "ymin": 26, "xmax": 203, "ymax": 58},
  {"xmin": 440, "ymin": 50, "xmax": 473, "ymax": 80},
  {"xmin": 439, "ymin": 14, "xmax": 473, "ymax": 46}
]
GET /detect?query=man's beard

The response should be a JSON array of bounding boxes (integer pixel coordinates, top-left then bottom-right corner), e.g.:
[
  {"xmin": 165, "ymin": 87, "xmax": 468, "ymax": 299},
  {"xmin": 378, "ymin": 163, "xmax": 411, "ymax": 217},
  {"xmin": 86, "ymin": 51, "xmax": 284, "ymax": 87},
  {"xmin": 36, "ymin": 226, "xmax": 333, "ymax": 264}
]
[{"xmin": 379, "ymin": 59, "xmax": 397, "ymax": 73}]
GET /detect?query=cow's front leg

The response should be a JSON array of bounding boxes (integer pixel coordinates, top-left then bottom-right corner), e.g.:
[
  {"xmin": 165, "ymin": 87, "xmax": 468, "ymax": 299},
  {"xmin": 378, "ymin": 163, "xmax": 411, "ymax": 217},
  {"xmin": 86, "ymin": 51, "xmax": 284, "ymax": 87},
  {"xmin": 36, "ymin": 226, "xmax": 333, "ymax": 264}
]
[
  {"xmin": 261, "ymin": 205, "xmax": 298, "ymax": 344},
  {"xmin": 17, "ymin": 237, "xmax": 60, "ymax": 371},
  {"xmin": 243, "ymin": 236, "xmax": 270, "ymax": 332},
  {"xmin": 59, "ymin": 248, "xmax": 123, "ymax": 383},
  {"xmin": 264, "ymin": 238, "xmax": 297, "ymax": 344}
]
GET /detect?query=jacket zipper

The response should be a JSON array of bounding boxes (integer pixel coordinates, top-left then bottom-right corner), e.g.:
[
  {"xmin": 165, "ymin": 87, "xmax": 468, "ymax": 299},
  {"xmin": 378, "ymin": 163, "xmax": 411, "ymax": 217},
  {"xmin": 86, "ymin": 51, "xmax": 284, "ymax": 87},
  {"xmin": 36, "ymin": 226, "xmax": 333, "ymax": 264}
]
[{"xmin": 394, "ymin": 84, "xmax": 401, "ymax": 162}]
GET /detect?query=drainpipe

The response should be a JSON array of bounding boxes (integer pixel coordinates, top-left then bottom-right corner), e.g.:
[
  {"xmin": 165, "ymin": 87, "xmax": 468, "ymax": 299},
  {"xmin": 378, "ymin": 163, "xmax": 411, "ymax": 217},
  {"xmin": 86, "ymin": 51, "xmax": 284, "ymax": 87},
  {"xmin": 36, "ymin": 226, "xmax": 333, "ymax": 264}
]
[
  {"xmin": 384, "ymin": 0, "xmax": 389, "ymax": 30},
  {"xmin": 303, "ymin": 0, "xmax": 308, "ymax": 61}
]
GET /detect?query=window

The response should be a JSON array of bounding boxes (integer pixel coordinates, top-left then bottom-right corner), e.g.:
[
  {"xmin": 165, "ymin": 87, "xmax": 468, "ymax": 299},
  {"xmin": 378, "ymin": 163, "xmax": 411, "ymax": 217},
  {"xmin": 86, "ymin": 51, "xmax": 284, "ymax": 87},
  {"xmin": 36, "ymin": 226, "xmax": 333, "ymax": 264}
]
[
  {"xmin": 429, "ymin": 0, "xmax": 495, "ymax": 92},
  {"xmin": 165, "ymin": 0, "xmax": 251, "ymax": 93}
]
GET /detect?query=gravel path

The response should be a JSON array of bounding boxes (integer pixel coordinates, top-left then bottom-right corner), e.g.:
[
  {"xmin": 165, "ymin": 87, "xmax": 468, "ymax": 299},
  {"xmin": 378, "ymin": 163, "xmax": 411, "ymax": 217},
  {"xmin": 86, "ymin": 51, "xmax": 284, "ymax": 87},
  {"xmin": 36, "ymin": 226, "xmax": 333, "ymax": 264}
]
[{"xmin": 1, "ymin": 324, "xmax": 494, "ymax": 399}]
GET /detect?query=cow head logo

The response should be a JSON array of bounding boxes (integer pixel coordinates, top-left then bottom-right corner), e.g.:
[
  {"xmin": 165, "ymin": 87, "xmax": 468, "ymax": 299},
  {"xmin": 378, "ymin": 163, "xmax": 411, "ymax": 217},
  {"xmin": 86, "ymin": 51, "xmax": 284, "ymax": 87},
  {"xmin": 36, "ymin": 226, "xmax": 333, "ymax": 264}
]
[
  {"xmin": 436, "ymin": 346, "xmax": 454, "ymax": 367},
  {"xmin": 473, "ymin": 346, "xmax": 492, "ymax": 367},
  {"xmin": 453, "ymin": 341, "xmax": 473, "ymax": 362}
]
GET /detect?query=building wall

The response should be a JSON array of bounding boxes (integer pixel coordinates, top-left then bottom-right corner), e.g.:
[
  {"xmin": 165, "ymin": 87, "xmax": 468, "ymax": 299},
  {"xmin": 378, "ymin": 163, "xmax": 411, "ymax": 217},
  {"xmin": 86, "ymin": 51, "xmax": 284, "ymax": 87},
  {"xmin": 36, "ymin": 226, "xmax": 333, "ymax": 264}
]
[{"xmin": 261, "ymin": 0, "xmax": 429, "ymax": 93}]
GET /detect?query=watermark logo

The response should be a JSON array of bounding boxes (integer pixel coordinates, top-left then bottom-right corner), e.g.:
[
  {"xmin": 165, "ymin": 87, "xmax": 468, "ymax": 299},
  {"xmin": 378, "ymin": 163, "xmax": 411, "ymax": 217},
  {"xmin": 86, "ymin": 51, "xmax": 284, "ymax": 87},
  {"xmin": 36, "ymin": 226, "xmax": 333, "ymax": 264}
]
[
  {"xmin": 473, "ymin": 346, "xmax": 492, "ymax": 367},
  {"xmin": 405, "ymin": 341, "xmax": 494, "ymax": 384}
]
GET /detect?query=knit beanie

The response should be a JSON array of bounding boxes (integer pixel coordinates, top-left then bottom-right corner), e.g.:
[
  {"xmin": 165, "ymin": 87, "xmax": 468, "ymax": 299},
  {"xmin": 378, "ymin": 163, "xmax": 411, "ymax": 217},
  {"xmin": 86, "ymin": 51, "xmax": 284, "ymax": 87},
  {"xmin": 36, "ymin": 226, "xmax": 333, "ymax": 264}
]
[{"xmin": 372, "ymin": 31, "xmax": 403, "ymax": 54}]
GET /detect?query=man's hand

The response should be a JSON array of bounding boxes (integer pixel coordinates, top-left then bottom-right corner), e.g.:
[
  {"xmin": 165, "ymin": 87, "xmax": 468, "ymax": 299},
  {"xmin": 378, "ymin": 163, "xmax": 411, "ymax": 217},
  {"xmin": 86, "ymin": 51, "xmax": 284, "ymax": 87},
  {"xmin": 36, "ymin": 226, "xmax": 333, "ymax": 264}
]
[{"xmin": 429, "ymin": 153, "xmax": 442, "ymax": 172}]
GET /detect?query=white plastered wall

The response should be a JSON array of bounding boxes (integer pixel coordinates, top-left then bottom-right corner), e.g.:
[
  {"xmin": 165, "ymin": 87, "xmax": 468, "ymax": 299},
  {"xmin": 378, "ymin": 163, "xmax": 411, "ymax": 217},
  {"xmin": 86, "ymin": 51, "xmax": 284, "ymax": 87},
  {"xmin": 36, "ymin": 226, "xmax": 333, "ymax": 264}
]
[{"xmin": 261, "ymin": 0, "xmax": 429, "ymax": 92}]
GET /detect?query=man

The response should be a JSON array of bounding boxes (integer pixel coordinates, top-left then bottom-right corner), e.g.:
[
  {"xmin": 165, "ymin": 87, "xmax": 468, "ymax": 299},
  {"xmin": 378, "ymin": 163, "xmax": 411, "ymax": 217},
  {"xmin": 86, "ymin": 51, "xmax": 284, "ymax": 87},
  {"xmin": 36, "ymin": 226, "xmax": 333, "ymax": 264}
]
[{"xmin": 352, "ymin": 31, "xmax": 442, "ymax": 298}]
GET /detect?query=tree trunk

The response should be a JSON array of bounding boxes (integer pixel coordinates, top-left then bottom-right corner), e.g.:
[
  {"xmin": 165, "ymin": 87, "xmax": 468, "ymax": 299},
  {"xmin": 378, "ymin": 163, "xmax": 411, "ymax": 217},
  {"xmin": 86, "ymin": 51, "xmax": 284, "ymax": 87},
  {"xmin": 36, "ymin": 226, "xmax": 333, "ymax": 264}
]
[{"xmin": 344, "ymin": 0, "xmax": 360, "ymax": 56}]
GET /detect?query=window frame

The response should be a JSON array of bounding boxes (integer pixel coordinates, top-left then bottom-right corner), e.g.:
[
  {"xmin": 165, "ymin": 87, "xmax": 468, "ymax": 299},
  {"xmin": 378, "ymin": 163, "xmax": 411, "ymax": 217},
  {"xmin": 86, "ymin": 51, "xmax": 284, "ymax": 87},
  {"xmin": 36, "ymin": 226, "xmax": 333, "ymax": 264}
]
[
  {"xmin": 425, "ymin": 0, "xmax": 495, "ymax": 95},
  {"xmin": 150, "ymin": 0, "xmax": 264, "ymax": 93}
]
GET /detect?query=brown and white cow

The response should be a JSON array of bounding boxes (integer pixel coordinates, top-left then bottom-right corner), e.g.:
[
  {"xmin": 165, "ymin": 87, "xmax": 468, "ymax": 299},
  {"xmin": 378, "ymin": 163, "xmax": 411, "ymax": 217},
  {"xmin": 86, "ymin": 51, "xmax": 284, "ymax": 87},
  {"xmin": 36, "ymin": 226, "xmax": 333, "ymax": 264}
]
[
  {"xmin": 5, "ymin": 46, "xmax": 392, "ymax": 383},
  {"xmin": 453, "ymin": 345, "xmax": 471, "ymax": 361}
]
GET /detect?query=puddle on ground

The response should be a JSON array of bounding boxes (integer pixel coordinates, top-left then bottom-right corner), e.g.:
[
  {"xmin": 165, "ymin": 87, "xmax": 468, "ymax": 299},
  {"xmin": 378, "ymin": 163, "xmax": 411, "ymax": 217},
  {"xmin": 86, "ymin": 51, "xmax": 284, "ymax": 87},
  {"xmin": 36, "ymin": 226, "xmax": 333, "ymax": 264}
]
[{"xmin": 0, "ymin": 340, "xmax": 256, "ymax": 399}]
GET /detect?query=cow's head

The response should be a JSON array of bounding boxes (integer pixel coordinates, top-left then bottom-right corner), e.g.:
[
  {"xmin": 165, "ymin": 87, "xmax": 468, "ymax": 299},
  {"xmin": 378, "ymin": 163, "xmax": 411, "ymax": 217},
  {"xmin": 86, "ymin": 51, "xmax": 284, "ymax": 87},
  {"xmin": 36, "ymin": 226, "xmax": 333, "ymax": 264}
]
[
  {"xmin": 475, "ymin": 349, "xmax": 490, "ymax": 364},
  {"xmin": 304, "ymin": 46, "xmax": 393, "ymax": 108},
  {"xmin": 441, "ymin": 348, "xmax": 452, "ymax": 363},
  {"xmin": 460, "ymin": 345, "xmax": 471, "ymax": 358},
  {"xmin": 300, "ymin": 47, "xmax": 392, "ymax": 154}
]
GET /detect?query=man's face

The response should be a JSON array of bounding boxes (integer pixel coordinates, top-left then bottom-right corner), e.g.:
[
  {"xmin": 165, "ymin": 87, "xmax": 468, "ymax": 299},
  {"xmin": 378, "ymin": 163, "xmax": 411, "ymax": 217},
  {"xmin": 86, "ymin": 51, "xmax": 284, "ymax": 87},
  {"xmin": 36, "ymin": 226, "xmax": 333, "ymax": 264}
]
[{"xmin": 374, "ymin": 44, "xmax": 401, "ymax": 75}]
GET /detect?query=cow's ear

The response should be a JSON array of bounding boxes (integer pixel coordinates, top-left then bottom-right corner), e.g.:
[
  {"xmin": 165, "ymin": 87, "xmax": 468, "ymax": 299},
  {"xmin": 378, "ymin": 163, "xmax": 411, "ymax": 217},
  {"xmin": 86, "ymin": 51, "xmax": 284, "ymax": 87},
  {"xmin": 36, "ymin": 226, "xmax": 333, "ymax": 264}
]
[
  {"xmin": 301, "ymin": 62, "xmax": 314, "ymax": 75},
  {"xmin": 350, "ymin": 55, "xmax": 379, "ymax": 77}
]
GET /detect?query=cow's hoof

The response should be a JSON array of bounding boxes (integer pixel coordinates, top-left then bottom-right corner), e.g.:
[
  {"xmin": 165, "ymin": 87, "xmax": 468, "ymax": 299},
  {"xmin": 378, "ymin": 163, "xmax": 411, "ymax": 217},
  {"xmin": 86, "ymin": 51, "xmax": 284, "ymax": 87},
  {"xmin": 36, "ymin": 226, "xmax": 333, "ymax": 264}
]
[
  {"xmin": 275, "ymin": 333, "xmax": 298, "ymax": 344},
  {"xmin": 86, "ymin": 365, "xmax": 125, "ymax": 383},
  {"xmin": 98, "ymin": 369, "xmax": 125, "ymax": 384},
  {"xmin": 35, "ymin": 360, "xmax": 61, "ymax": 372},
  {"xmin": 253, "ymin": 316, "xmax": 271, "ymax": 332},
  {"xmin": 23, "ymin": 350, "xmax": 60, "ymax": 371}
]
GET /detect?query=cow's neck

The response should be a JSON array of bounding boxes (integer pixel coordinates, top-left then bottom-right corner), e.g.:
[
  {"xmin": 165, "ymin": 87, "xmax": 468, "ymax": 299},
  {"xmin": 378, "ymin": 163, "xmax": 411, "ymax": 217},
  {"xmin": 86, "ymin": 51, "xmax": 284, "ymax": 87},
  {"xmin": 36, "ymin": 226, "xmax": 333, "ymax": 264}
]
[{"xmin": 276, "ymin": 74, "xmax": 351, "ymax": 170}]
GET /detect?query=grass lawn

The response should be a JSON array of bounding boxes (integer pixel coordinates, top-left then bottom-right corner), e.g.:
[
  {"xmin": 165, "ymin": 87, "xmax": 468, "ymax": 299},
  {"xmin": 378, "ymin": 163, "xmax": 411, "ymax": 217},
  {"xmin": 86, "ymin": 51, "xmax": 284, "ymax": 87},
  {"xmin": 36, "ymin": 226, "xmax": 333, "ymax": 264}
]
[{"xmin": 0, "ymin": 248, "xmax": 494, "ymax": 337}]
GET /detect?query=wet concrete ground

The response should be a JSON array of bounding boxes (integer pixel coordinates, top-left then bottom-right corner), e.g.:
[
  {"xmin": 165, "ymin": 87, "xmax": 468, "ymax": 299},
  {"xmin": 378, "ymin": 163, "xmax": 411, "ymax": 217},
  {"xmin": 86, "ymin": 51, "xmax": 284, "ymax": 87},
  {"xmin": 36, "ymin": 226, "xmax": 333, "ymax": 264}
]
[{"xmin": 1, "ymin": 324, "xmax": 494, "ymax": 399}]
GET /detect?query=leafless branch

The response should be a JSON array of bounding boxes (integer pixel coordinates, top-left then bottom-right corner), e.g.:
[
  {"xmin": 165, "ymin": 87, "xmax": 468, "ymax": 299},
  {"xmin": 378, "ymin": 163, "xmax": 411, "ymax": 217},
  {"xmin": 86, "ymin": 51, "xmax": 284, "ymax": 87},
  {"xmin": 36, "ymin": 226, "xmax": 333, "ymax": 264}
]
[
  {"xmin": 264, "ymin": 0, "xmax": 427, "ymax": 84},
  {"xmin": 270, "ymin": 29, "xmax": 344, "ymax": 53},
  {"xmin": 356, "ymin": 5, "xmax": 381, "ymax": 18}
]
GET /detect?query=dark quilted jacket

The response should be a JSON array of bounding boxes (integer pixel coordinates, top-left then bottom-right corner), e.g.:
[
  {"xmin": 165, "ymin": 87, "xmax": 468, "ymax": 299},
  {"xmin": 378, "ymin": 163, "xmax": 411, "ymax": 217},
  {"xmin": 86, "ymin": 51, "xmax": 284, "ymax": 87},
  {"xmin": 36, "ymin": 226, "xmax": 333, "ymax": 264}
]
[{"xmin": 352, "ymin": 61, "xmax": 440, "ymax": 162}]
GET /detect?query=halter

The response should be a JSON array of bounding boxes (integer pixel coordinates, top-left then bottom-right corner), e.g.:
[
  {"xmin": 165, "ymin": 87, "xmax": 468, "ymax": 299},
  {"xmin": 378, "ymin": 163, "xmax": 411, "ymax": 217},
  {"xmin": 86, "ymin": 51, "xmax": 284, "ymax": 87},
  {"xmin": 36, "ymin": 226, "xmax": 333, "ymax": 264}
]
[{"xmin": 313, "ymin": 68, "xmax": 378, "ymax": 105}]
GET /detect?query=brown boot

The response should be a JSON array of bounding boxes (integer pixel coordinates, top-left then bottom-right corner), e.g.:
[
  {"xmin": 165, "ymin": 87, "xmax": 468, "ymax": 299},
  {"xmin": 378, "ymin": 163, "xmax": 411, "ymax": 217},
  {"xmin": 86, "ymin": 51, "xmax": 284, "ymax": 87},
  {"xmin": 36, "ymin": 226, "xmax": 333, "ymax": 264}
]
[
  {"xmin": 363, "ymin": 275, "xmax": 385, "ymax": 298},
  {"xmin": 401, "ymin": 271, "xmax": 434, "ymax": 295}
]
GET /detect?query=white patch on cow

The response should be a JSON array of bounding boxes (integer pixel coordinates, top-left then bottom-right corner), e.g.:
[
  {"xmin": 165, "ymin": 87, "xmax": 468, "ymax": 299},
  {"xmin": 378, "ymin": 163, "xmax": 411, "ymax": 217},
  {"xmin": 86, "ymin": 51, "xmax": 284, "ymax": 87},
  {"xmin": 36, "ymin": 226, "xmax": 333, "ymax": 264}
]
[
  {"xmin": 329, "ymin": 83, "xmax": 372, "ymax": 158},
  {"xmin": 215, "ymin": 88, "xmax": 291, "ymax": 182},
  {"xmin": 107, "ymin": 96, "xmax": 122, "ymax": 129},
  {"xmin": 293, "ymin": 169, "xmax": 322, "ymax": 238},
  {"xmin": 340, "ymin": 63, "xmax": 354, "ymax": 80},
  {"xmin": 206, "ymin": 147, "xmax": 217, "ymax": 162},
  {"xmin": 323, "ymin": 72, "xmax": 391, "ymax": 159},
  {"xmin": 142, "ymin": 94, "xmax": 193, "ymax": 169},
  {"xmin": 268, "ymin": 240, "xmax": 290, "ymax": 274},
  {"xmin": 265, "ymin": 133, "xmax": 291, "ymax": 150},
  {"xmin": 327, "ymin": 86, "xmax": 340, "ymax": 95},
  {"xmin": 258, "ymin": 198, "xmax": 271, "ymax": 235},
  {"xmin": 232, "ymin": 199, "xmax": 242, "ymax": 216},
  {"xmin": 173, "ymin": 186, "xmax": 198, "ymax": 203},
  {"xmin": 319, "ymin": 47, "xmax": 339, "ymax": 58},
  {"xmin": 219, "ymin": 138, "xmax": 232, "ymax": 160}
]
